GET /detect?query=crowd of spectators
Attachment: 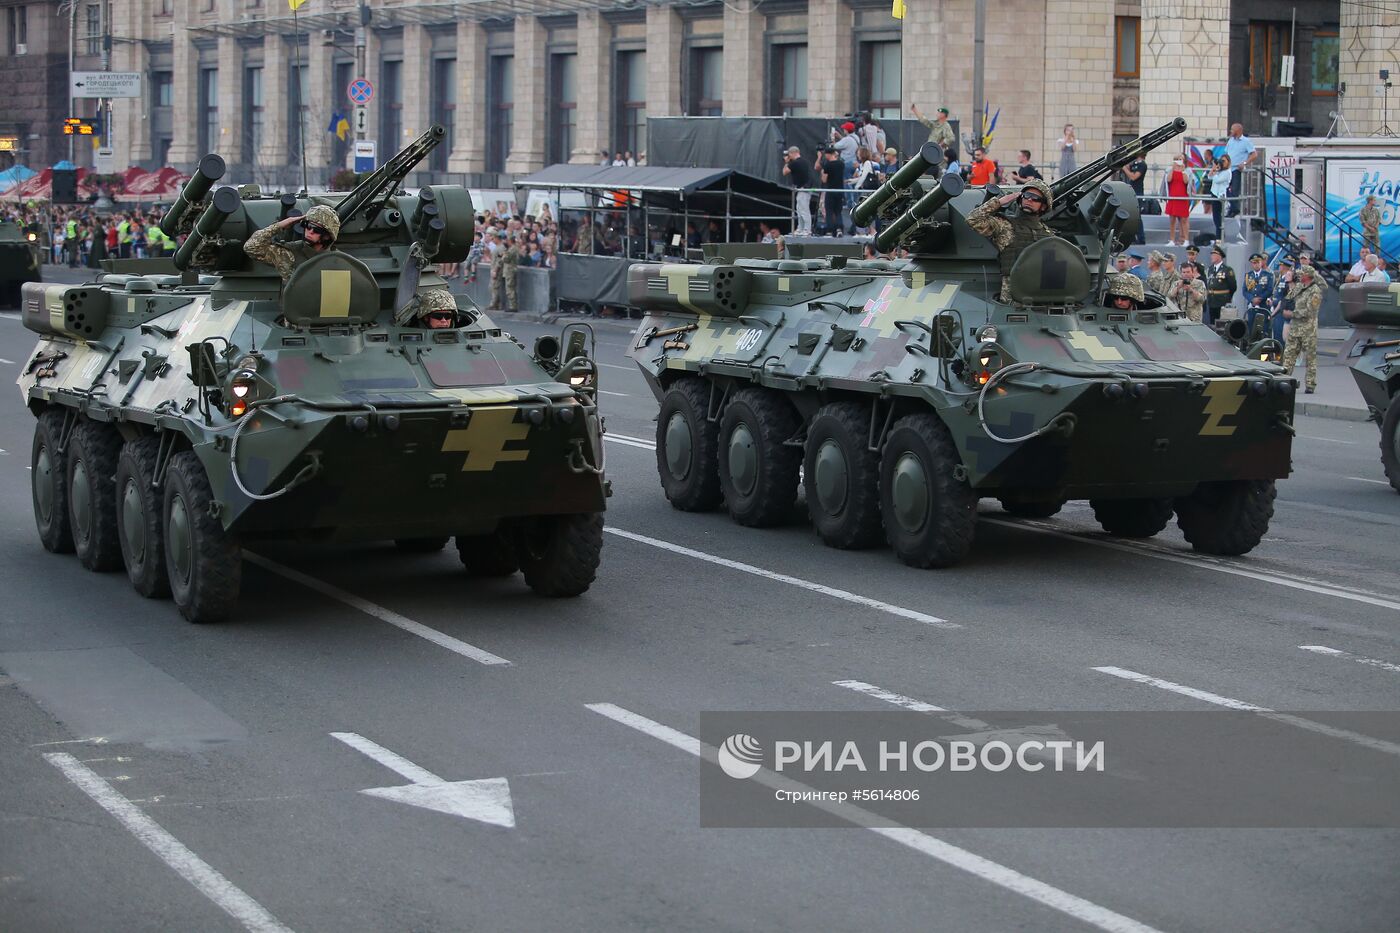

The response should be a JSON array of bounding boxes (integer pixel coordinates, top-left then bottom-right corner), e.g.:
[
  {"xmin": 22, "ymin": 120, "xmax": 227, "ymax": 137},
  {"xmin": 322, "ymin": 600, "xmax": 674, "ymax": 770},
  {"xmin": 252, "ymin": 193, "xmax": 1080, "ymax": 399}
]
[
  {"xmin": 445, "ymin": 205, "xmax": 560, "ymax": 283},
  {"xmin": 2, "ymin": 203, "xmax": 175, "ymax": 267}
]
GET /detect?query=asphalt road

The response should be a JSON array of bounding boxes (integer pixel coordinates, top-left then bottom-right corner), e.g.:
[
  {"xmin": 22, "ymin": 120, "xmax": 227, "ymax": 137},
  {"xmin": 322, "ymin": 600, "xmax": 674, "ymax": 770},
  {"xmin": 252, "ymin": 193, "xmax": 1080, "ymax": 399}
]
[{"xmin": 2, "ymin": 282, "xmax": 1400, "ymax": 932}]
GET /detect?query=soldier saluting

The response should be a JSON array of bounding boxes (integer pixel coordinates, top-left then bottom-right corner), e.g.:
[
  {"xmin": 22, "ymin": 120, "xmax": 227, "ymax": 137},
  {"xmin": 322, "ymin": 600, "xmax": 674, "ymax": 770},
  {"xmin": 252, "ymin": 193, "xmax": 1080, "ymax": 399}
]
[
  {"xmin": 244, "ymin": 205, "xmax": 341, "ymax": 282},
  {"xmin": 965, "ymin": 179, "xmax": 1056, "ymax": 301},
  {"xmin": 1281, "ymin": 264, "xmax": 1323, "ymax": 394}
]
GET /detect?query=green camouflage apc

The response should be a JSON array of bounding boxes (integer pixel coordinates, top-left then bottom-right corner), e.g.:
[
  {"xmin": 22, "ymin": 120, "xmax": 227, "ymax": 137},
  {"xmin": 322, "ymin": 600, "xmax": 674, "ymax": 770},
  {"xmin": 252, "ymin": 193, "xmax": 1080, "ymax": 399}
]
[
  {"xmin": 1339, "ymin": 282, "xmax": 1400, "ymax": 491},
  {"xmin": 0, "ymin": 219, "xmax": 42, "ymax": 307},
  {"xmin": 627, "ymin": 118, "xmax": 1296, "ymax": 568},
  {"xmin": 17, "ymin": 126, "xmax": 607, "ymax": 622}
]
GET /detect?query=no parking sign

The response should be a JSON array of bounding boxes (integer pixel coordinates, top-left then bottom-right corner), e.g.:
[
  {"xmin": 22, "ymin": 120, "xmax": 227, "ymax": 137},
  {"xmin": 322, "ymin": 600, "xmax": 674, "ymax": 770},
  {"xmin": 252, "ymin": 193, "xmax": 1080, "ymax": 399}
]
[{"xmin": 347, "ymin": 78, "xmax": 374, "ymax": 106}]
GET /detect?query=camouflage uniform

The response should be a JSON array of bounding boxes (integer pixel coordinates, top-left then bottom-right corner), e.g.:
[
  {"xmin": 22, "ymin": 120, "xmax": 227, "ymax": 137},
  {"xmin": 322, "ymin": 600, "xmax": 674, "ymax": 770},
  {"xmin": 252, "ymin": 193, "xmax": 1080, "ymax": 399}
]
[
  {"xmin": 1145, "ymin": 251, "xmax": 1167, "ymax": 294},
  {"xmin": 244, "ymin": 205, "xmax": 341, "ymax": 283},
  {"xmin": 917, "ymin": 115, "xmax": 957, "ymax": 156},
  {"xmin": 1171, "ymin": 276, "xmax": 1207, "ymax": 322},
  {"xmin": 393, "ymin": 286, "xmax": 459, "ymax": 327},
  {"xmin": 965, "ymin": 179, "xmax": 1055, "ymax": 301},
  {"xmin": 490, "ymin": 238, "xmax": 521, "ymax": 312},
  {"xmin": 1149, "ymin": 266, "xmax": 1180, "ymax": 297},
  {"xmin": 1282, "ymin": 279, "xmax": 1322, "ymax": 391},
  {"xmin": 1359, "ymin": 200, "xmax": 1382, "ymax": 253}
]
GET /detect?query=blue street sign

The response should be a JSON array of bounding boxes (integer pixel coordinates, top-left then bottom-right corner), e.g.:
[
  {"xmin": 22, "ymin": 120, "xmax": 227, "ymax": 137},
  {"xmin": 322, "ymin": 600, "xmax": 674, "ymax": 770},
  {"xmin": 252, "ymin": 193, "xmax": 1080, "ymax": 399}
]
[{"xmin": 347, "ymin": 78, "xmax": 374, "ymax": 106}]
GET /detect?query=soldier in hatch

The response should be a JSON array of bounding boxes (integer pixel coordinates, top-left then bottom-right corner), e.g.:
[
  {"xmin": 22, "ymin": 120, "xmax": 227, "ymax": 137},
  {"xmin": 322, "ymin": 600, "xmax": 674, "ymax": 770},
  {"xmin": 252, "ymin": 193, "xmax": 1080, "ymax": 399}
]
[
  {"xmin": 965, "ymin": 179, "xmax": 1057, "ymax": 301},
  {"xmin": 244, "ymin": 204, "xmax": 341, "ymax": 282},
  {"xmin": 1104, "ymin": 271, "xmax": 1145, "ymax": 311},
  {"xmin": 416, "ymin": 287, "xmax": 460, "ymax": 329}
]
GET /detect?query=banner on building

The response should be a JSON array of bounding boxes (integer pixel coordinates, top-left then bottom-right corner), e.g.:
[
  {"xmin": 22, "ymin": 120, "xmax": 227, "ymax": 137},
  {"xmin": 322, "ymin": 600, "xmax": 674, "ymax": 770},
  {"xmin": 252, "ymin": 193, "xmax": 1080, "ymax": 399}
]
[{"xmin": 1325, "ymin": 158, "xmax": 1400, "ymax": 261}]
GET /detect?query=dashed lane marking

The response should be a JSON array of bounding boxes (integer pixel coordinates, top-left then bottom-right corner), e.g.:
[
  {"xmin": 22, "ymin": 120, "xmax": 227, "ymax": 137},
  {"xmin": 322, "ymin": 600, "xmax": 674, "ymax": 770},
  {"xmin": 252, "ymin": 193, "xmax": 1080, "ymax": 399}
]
[
  {"xmin": 1296, "ymin": 434, "xmax": 1356, "ymax": 444},
  {"xmin": 245, "ymin": 554, "xmax": 511, "ymax": 666},
  {"xmin": 597, "ymin": 361, "xmax": 638, "ymax": 371},
  {"xmin": 0, "ymin": 357, "xmax": 14, "ymax": 365},
  {"xmin": 1299, "ymin": 645, "xmax": 1400, "ymax": 674},
  {"xmin": 44, "ymin": 753, "xmax": 293, "ymax": 933},
  {"xmin": 605, "ymin": 527, "xmax": 956, "ymax": 628},
  {"xmin": 598, "ymin": 390, "xmax": 630, "ymax": 397},
  {"xmin": 1093, "ymin": 666, "xmax": 1400, "ymax": 758},
  {"xmin": 1347, "ymin": 476, "xmax": 1392, "ymax": 486},
  {"xmin": 586, "ymin": 703, "xmax": 1165, "ymax": 933},
  {"xmin": 604, "ymin": 433, "xmax": 655, "ymax": 451}
]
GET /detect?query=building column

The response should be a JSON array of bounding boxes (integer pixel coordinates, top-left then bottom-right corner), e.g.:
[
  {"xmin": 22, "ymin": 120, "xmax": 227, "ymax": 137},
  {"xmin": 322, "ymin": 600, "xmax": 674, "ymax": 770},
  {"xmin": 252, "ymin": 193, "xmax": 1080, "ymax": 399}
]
[
  {"xmin": 1339, "ymin": 4, "xmax": 1400, "ymax": 136},
  {"xmin": 259, "ymin": 37, "xmax": 290, "ymax": 174},
  {"xmin": 447, "ymin": 20, "xmax": 487, "ymax": 173},
  {"xmin": 646, "ymin": 5, "xmax": 682, "ymax": 117},
  {"xmin": 109, "ymin": 1, "xmax": 146, "ymax": 167},
  {"xmin": 304, "ymin": 30, "xmax": 334, "ymax": 172},
  {"xmin": 1138, "ymin": 0, "xmax": 1228, "ymax": 151},
  {"xmin": 901, "ymin": 0, "xmax": 944, "ymax": 125},
  {"xmin": 401, "ymin": 25, "xmax": 432, "ymax": 144},
  {"xmin": 217, "ymin": 36, "xmax": 243, "ymax": 165},
  {"xmin": 1041, "ymin": 0, "xmax": 1114, "ymax": 167},
  {"xmin": 165, "ymin": 5, "xmax": 200, "ymax": 166},
  {"xmin": 807, "ymin": 0, "xmax": 852, "ymax": 117},
  {"xmin": 572, "ymin": 11, "xmax": 610, "ymax": 163},
  {"xmin": 722, "ymin": 5, "xmax": 763, "ymax": 116},
  {"xmin": 507, "ymin": 16, "xmax": 547, "ymax": 173}
]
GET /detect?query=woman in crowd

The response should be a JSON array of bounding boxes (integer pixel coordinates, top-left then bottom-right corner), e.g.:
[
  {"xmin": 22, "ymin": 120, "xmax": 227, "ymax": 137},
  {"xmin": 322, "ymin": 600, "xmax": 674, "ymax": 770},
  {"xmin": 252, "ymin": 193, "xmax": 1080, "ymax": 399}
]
[
  {"xmin": 1164, "ymin": 153, "xmax": 1194, "ymax": 247},
  {"xmin": 1057, "ymin": 124, "xmax": 1078, "ymax": 179},
  {"xmin": 1208, "ymin": 155, "xmax": 1234, "ymax": 242},
  {"xmin": 850, "ymin": 147, "xmax": 880, "ymax": 234}
]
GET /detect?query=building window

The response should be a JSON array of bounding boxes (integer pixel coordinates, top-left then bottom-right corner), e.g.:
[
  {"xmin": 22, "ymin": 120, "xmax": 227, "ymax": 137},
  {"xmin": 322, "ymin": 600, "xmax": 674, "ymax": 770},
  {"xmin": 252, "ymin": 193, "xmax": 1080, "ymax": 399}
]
[
  {"xmin": 199, "ymin": 68, "xmax": 218, "ymax": 155},
  {"xmin": 616, "ymin": 50, "xmax": 645, "ymax": 157},
  {"xmin": 202, "ymin": 0, "xmax": 215, "ymax": 11},
  {"xmin": 5, "ymin": 8, "xmax": 15, "ymax": 55},
  {"xmin": 85, "ymin": 4, "xmax": 101, "ymax": 56},
  {"xmin": 288, "ymin": 63, "xmax": 308, "ymax": 165},
  {"xmin": 487, "ymin": 55, "xmax": 513, "ymax": 173},
  {"xmin": 1248, "ymin": 22, "xmax": 1289, "ymax": 88},
  {"xmin": 859, "ymin": 41, "xmax": 901, "ymax": 119},
  {"xmin": 152, "ymin": 71, "xmax": 173, "ymax": 108},
  {"xmin": 550, "ymin": 53, "xmax": 577, "ymax": 164},
  {"xmin": 381, "ymin": 59, "xmax": 403, "ymax": 150},
  {"xmin": 157, "ymin": 0, "xmax": 173, "ymax": 16},
  {"xmin": 688, "ymin": 47, "xmax": 722, "ymax": 116},
  {"xmin": 431, "ymin": 58, "xmax": 456, "ymax": 172},
  {"xmin": 244, "ymin": 66, "xmax": 264, "ymax": 161},
  {"xmin": 772, "ymin": 43, "xmax": 808, "ymax": 116},
  {"xmin": 1114, "ymin": 17, "xmax": 1139, "ymax": 78},
  {"xmin": 1312, "ymin": 30, "xmax": 1338, "ymax": 96}
]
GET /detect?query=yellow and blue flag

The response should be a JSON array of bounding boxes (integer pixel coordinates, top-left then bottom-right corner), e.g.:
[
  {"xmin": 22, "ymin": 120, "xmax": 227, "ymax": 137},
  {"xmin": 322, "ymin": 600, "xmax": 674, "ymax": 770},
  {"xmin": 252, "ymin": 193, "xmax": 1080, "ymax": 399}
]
[
  {"xmin": 289, "ymin": 0, "xmax": 311, "ymax": 10},
  {"xmin": 328, "ymin": 112, "xmax": 350, "ymax": 141},
  {"xmin": 891, "ymin": 0, "xmax": 906, "ymax": 18}
]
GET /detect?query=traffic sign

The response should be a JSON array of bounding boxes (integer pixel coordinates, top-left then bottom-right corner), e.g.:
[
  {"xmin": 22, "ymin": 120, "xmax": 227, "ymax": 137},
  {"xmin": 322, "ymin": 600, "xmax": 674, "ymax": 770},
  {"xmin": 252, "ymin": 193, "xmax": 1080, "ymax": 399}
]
[
  {"xmin": 71, "ymin": 71, "xmax": 142, "ymax": 99},
  {"xmin": 347, "ymin": 78, "xmax": 374, "ymax": 106},
  {"xmin": 354, "ymin": 140, "xmax": 377, "ymax": 173},
  {"xmin": 354, "ymin": 106, "xmax": 368, "ymax": 135},
  {"xmin": 95, "ymin": 147, "xmax": 115, "ymax": 173}
]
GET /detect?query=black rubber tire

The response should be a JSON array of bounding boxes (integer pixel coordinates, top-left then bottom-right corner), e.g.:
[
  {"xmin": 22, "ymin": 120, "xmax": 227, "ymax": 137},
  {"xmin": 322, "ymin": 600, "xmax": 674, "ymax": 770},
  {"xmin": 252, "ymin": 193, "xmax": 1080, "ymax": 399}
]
[
  {"xmin": 718, "ymin": 388, "xmax": 802, "ymax": 527},
  {"xmin": 1380, "ymin": 399, "xmax": 1400, "ymax": 493},
  {"xmin": 115, "ymin": 436, "xmax": 171, "ymax": 598},
  {"xmin": 803, "ymin": 402, "xmax": 884, "ymax": 549},
  {"xmin": 1090, "ymin": 498, "xmax": 1175, "ymax": 538},
  {"xmin": 879, "ymin": 414, "xmax": 977, "ymax": 568},
  {"xmin": 655, "ymin": 377, "xmax": 723, "ymax": 512},
  {"xmin": 517, "ymin": 513, "xmax": 604, "ymax": 597},
  {"xmin": 163, "ymin": 451, "xmax": 242, "ymax": 623},
  {"xmin": 997, "ymin": 495, "xmax": 1067, "ymax": 519},
  {"xmin": 457, "ymin": 530, "xmax": 520, "ymax": 577},
  {"xmin": 394, "ymin": 536, "xmax": 451, "ymax": 552},
  {"xmin": 1174, "ymin": 479, "xmax": 1277, "ymax": 556},
  {"xmin": 31, "ymin": 410, "xmax": 74, "ymax": 554},
  {"xmin": 67, "ymin": 419, "xmax": 124, "ymax": 572}
]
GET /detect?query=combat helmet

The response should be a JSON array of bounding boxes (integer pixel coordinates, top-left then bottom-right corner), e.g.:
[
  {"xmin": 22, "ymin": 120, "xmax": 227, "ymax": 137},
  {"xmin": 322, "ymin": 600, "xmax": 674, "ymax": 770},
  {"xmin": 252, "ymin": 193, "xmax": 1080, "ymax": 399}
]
[
  {"xmin": 1021, "ymin": 178, "xmax": 1054, "ymax": 209},
  {"xmin": 303, "ymin": 204, "xmax": 341, "ymax": 242},
  {"xmin": 1105, "ymin": 271, "xmax": 1145, "ymax": 307}
]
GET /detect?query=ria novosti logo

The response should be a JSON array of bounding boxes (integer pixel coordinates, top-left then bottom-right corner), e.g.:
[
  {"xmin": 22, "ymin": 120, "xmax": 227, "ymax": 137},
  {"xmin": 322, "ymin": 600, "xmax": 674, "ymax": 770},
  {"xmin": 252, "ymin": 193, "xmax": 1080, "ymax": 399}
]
[{"xmin": 717, "ymin": 733, "xmax": 763, "ymax": 779}]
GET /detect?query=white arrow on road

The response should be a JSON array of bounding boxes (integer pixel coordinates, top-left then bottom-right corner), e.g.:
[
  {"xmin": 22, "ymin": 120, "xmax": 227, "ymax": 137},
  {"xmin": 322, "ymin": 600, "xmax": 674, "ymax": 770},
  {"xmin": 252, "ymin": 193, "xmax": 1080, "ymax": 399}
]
[{"xmin": 330, "ymin": 732, "xmax": 515, "ymax": 828}]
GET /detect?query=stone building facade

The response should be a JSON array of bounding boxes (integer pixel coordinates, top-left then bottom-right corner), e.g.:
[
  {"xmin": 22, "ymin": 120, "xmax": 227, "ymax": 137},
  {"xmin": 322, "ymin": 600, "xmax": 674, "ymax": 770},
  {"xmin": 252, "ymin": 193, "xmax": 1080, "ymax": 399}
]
[{"xmin": 0, "ymin": 0, "xmax": 1382, "ymax": 185}]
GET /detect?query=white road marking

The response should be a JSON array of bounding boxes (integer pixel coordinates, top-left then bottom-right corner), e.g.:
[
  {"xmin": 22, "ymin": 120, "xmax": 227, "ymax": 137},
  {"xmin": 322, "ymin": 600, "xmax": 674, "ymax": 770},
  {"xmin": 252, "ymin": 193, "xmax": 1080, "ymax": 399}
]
[
  {"xmin": 44, "ymin": 752, "xmax": 292, "ymax": 933},
  {"xmin": 1093, "ymin": 666, "xmax": 1400, "ymax": 758},
  {"xmin": 0, "ymin": 357, "xmax": 14, "ymax": 365},
  {"xmin": 604, "ymin": 433, "xmax": 656, "ymax": 451},
  {"xmin": 832, "ymin": 679, "xmax": 951, "ymax": 713},
  {"xmin": 1297, "ymin": 434, "xmax": 1356, "ymax": 445},
  {"xmin": 605, "ymin": 527, "xmax": 956, "ymax": 628},
  {"xmin": 31, "ymin": 736, "xmax": 108, "ymax": 747},
  {"xmin": 329, "ymin": 732, "xmax": 515, "ymax": 828},
  {"xmin": 986, "ymin": 516, "xmax": 1400, "ymax": 613},
  {"xmin": 587, "ymin": 703, "xmax": 1164, "ymax": 933},
  {"xmin": 598, "ymin": 389, "xmax": 630, "ymax": 397},
  {"xmin": 597, "ymin": 361, "xmax": 637, "ymax": 371},
  {"xmin": 245, "ymin": 554, "xmax": 511, "ymax": 666},
  {"xmin": 1299, "ymin": 644, "xmax": 1400, "ymax": 674},
  {"xmin": 1347, "ymin": 476, "xmax": 1392, "ymax": 486}
]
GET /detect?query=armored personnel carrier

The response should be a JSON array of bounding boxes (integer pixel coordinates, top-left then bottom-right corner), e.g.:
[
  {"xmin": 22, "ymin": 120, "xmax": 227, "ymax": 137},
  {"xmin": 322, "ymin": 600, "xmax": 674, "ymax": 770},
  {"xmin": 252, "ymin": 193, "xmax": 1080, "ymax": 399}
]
[
  {"xmin": 0, "ymin": 219, "xmax": 42, "ymax": 307},
  {"xmin": 627, "ymin": 119, "xmax": 1295, "ymax": 567},
  {"xmin": 18, "ymin": 126, "xmax": 607, "ymax": 622},
  {"xmin": 1339, "ymin": 282, "xmax": 1400, "ymax": 491}
]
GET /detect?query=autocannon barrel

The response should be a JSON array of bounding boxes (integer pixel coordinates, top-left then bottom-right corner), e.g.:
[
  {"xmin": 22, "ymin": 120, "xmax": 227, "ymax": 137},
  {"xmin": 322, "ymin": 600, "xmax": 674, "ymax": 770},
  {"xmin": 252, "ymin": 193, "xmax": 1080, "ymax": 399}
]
[
  {"xmin": 173, "ymin": 185, "xmax": 241, "ymax": 271},
  {"xmin": 851, "ymin": 141, "xmax": 945, "ymax": 228},
  {"xmin": 1048, "ymin": 117, "xmax": 1187, "ymax": 215},
  {"xmin": 336, "ymin": 124, "xmax": 447, "ymax": 226},
  {"xmin": 873, "ymin": 173, "xmax": 965, "ymax": 253},
  {"xmin": 159, "ymin": 154, "xmax": 226, "ymax": 237}
]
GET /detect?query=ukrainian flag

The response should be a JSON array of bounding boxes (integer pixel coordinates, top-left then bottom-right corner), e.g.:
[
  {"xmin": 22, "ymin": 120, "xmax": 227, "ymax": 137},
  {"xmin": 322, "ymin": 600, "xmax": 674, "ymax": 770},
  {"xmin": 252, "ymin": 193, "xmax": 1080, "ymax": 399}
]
[
  {"xmin": 892, "ymin": 0, "xmax": 906, "ymax": 18},
  {"xmin": 289, "ymin": 0, "xmax": 311, "ymax": 10},
  {"xmin": 328, "ymin": 112, "xmax": 350, "ymax": 141}
]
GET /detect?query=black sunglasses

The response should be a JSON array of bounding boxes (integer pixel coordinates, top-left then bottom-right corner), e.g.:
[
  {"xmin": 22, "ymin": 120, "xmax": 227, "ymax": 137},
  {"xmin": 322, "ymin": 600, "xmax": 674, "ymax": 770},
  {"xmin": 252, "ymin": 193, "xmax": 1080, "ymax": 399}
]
[
  {"xmin": 304, "ymin": 224, "xmax": 329, "ymax": 239},
  {"xmin": 1021, "ymin": 192, "xmax": 1046, "ymax": 204},
  {"xmin": 426, "ymin": 311, "xmax": 454, "ymax": 321}
]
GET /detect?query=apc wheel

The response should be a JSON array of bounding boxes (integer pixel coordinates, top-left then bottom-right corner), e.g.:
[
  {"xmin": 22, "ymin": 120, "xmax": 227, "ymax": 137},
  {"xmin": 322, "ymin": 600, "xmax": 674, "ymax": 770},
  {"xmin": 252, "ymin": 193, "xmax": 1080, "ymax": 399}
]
[
  {"xmin": 67, "ymin": 420, "xmax": 124, "ymax": 572},
  {"xmin": 456, "ymin": 530, "xmax": 519, "ymax": 577},
  {"xmin": 718, "ymin": 388, "xmax": 801, "ymax": 527},
  {"xmin": 804, "ymin": 402, "xmax": 883, "ymax": 549},
  {"xmin": 395, "ymin": 537, "xmax": 450, "ymax": 553},
  {"xmin": 1174, "ymin": 479, "xmax": 1276, "ymax": 556},
  {"xmin": 163, "ymin": 451, "xmax": 241, "ymax": 623},
  {"xmin": 879, "ymin": 414, "xmax": 977, "ymax": 568},
  {"xmin": 517, "ymin": 513, "xmax": 603, "ymax": 597},
  {"xmin": 31, "ymin": 410, "xmax": 74, "ymax": 554},
  {"xmin": 656, "ymin": 377, "xmax": 722, "ymax": 512},
  {"xmin": 115, "ymin": 437, "xmax": 170, "ymax": 598},
  {"xmin": 1380, "ymin": 400, "xmax": 1400, "ymax": 493},
  {"xmin": 997, "ymin": 494, "xmax": 1066, "ymax": 519},
  {"xmin": 1090, "ymin": 498, "xmax": 1175, "ymax": 538}
]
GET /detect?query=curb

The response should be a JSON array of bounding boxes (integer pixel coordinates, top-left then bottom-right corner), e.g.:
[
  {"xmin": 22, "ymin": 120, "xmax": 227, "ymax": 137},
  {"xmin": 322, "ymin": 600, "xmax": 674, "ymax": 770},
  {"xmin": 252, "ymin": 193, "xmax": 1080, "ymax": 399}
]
[{"xmin": 1295, "ymin": 401, "xmax": 1373, "ymax": 423}]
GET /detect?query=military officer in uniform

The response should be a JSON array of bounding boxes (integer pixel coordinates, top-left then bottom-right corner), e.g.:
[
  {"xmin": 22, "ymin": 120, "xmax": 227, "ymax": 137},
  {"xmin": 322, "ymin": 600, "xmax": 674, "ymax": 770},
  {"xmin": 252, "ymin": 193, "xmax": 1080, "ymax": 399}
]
[
  {"xmin": 965, "ymin": 179, "xmax": 1057, "ymax": 301},
  {"xmin": 1152, "ymin": 253, "xmax": 1181, "ymax": 297},
  {"xmin": 244, "ymin": 204, "xmax": 341, "ymax": 282},
  {"xmin": 1145, "ymin": 250, "xmax": 1166, "ymax": 293},
  {"xmin": 1171, "ymin": 262, "xmax": 1207, "ymax": 322},
  {"xmin": 490, "ymin": 232, "xmax": 521, "ymax": 312},
  {"xmin": 1269, "ymin": 256, "xmax": 1295, "ymax": 343},
  {"xmin": 1282, "ymin": 265, "xmax": 1323, "ymax": 393},
  {"xmin": 1105, "ymin": 271, "xmax": 1145, "ymax": 311},
  {"xmin": 1360, "ymin": 195, "xmax": 1382, "ymax": 253},
  {"xmin": 1242, "ymin": 252, "xmax": 1275, "ymax": 339},
  {"xmin": 1204, "ymin": 243, "xmax": 1236, "ymax": 326},
  {"xmin": 1182, "ymin": 243, "xmax": 1205, "ymax": 277}
]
